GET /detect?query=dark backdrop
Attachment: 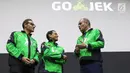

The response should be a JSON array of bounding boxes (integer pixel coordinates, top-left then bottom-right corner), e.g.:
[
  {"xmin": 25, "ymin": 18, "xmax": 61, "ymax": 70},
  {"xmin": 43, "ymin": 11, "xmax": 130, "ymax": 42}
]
[{"xmin": 0, "ymin": 52, "xmax": 130, "ymax": 73}]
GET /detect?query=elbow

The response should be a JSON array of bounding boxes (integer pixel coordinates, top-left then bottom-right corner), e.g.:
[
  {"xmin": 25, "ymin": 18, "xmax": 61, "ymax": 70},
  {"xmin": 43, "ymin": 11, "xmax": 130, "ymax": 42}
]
[
  {"xmin": 100, "ymin": 42, "xmax": 105, "ymax": 48},
  {"xmin": 6, "ymin": 45, "xmax": 9, "ymax": 52}
]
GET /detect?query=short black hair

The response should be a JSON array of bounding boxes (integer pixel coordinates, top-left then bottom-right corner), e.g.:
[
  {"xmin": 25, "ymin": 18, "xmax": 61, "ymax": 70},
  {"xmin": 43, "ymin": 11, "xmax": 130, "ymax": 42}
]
[
  {"xmin": 46, "ymin": 30, "xmax": 55, "ymax": 41},
  {"xmin": 22, "ymin": 19, "xmax": 32, "ymax": 29}
]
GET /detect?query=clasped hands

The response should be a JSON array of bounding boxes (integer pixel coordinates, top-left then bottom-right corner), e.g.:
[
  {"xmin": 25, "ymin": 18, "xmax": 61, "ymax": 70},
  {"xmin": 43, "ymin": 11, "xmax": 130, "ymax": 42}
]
[
  {"xmin": 22, "ymin": 57, "xmax": 36, "ymax": 65},
  {"xmin": 75, "ymin": 42, "xmax": 88, "ymax": 53}
]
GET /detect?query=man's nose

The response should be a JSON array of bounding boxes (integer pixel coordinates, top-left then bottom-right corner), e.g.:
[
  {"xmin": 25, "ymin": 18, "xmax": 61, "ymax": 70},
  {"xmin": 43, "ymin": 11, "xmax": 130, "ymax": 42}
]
[{"xmin": 56, "ymin": 34, "xmax": 58, "ymax": 37}]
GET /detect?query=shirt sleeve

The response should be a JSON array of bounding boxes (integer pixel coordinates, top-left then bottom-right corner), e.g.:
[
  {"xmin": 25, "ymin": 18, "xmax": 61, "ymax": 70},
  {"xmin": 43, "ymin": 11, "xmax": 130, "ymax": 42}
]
[
  {"xmin": 6, "ymin": 32, "xmax": 23, "ymax": 59},
  {"xmin": 87, "ymin": 29, "xmax": 105, "ymax": 50}
]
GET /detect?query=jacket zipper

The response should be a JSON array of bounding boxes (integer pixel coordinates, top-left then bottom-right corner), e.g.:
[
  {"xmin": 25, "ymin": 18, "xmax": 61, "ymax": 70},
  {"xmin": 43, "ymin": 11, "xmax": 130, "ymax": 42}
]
[{"xmin": 27, "ymin": 35, "xmax": 31, "ymax": 58}]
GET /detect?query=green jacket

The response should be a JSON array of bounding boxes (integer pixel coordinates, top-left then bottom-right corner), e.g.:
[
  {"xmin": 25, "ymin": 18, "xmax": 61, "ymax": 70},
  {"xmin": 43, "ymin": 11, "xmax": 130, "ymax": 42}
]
[
  {"xmin": 42, "ymin": 41, "xmax": 66, "ymax": 73},
  {"xmin": 6, "ymin": 31, "xmax": 39, "ymax": 62},
  {"xmin": 74, "ymin": 28, "xmax": 104, "ymax": 63}
]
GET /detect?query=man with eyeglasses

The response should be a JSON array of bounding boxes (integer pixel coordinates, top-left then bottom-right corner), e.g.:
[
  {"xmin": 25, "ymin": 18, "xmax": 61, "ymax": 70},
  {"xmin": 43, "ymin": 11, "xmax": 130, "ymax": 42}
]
[
  {"xmin": 74, "ymin": 18, "xmax": 105, "ymax": 73},
  {"xmin": 6, "ymin": 19, "xmax": 39, "ymax": 73}
]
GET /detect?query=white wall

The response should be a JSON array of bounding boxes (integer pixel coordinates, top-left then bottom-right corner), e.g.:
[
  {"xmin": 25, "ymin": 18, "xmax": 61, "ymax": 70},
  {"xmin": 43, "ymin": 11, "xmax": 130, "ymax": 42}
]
[{"xmin": 0, "ymin": 0, "xmax": 130, "ymax": 53}]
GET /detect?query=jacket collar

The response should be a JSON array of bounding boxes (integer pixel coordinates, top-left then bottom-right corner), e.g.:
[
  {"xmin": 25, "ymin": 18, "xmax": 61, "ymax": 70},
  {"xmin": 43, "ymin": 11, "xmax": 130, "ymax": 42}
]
[
  {"xmin": 86, "ymin": 28, "xmax": 93, "ymax": 33},
  {"xmin": 21, "ymin": 30, "xmax": 32, "ymax": 36},
  {"xmin": 48, "ymin": 41, "xmax": 58, "ymax": 46},
  {"xmin": 82, "ymin": 28, "xmax": 93, "ymax": 36}
]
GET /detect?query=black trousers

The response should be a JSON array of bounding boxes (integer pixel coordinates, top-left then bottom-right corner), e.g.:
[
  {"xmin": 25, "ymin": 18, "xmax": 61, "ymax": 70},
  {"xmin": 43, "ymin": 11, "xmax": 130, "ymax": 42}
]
[
  {"xmin": 37, "ymin": 59, "xmax": 57, "ymax": 73},
  {"xmin": 80, "ymin": 62, "xmax": 103, "ymax": 73},
  {"xmin": 9, "ymin": 64, "xmax": 35, "ymax": 73},
  {"xmin": 8, "ymin": 55, "xmax": 35, "ymax": 73}
]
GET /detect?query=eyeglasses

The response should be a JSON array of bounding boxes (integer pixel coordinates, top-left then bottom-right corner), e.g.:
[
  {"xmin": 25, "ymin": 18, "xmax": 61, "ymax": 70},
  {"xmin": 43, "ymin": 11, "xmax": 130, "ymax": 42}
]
[
  {"xmin": 27, "ymin": 22, "xmax": 35, "ymax": 26},
  {"xmin": 26, "ymin": 22, "xmax": 36, "ymax": 28},
  {"xmin": 78, "ymin": 22, "xmax": 88, "ymax": 26}
]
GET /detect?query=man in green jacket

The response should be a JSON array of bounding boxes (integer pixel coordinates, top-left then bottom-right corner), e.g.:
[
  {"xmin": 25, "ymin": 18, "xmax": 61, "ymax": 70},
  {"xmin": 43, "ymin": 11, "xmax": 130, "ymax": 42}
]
[
  {"xmin": 6, "ymin": 19, "xmax": 39, "ymax": 73},
  {"xmin": 40, "ymin": 30, "xmax": 67, "ymax": 73},
  {"xmin": 74, "ymin": 18, "xmax": 105, "ymax": 73}
]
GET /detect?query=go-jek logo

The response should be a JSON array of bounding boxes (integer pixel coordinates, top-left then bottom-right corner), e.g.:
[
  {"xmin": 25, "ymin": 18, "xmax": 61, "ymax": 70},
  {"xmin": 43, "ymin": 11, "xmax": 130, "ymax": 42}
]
[{"xmin": 52, "ymin": 0, "xmax": 126, "ymax": 12}]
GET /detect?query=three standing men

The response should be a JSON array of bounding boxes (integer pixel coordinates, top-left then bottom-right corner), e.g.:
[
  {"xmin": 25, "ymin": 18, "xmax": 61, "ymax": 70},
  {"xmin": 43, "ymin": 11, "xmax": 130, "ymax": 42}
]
[{"xmin": 6, "ymin": 18, "xmax": 105, "ymax": 73}]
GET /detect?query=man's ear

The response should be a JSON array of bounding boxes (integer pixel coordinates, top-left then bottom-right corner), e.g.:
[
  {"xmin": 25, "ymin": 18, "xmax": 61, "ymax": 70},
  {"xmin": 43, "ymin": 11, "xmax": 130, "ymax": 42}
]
[
  {"xmin": 24, "ymin": 23, "xmax": 28, "ymax": 28},
  {"xmin": 48, "ymin": 34, "xmax": 52, "ymax": 39}
]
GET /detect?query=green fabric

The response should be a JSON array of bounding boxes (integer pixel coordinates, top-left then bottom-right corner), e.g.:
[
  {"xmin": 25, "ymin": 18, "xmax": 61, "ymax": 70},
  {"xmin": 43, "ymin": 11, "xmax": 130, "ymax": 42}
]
[
  {"xmin": 77, "ymin": 29, "xmax": 104, "ymax": 57},
  {"xmin": 6, "ymin": 31, "xmax": 39, "ymax": 62},
  {"xmin": 42, "ymin": 42, "xmax": 66, "ymax": 73}
]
